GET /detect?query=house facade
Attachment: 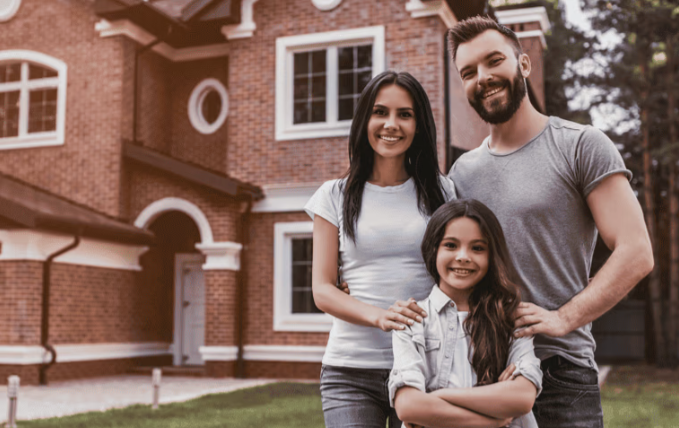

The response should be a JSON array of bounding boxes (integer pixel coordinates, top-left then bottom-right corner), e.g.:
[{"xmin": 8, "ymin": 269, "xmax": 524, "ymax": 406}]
[{"xmin": 0, "ymin": 0, "xmax": 549, "ymax": 384}]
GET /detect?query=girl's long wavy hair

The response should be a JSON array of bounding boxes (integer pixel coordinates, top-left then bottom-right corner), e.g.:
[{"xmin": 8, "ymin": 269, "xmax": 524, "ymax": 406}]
[
  {"xmin": 421, "ymin": 199, "xmax": 521, "ymax": 386},
  {"xmin": 341, "ymin": 71, "xmax": 446, "ymax": 242}
]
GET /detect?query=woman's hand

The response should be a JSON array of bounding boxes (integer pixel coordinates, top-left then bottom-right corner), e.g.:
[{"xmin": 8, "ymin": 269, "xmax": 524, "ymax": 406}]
[
  {"xmin": 498, "ymin": 364, "xmax": 517, "ymax": 382},
  {"xmin": 375, "ymin": 298, "xmax": 427, "ymax": 332}
]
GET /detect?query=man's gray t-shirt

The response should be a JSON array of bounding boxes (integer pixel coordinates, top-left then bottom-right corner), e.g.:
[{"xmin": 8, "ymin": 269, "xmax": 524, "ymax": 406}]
[{"xmin": 448, "ymin": 116, "xmax": 631, "ymax": 370}]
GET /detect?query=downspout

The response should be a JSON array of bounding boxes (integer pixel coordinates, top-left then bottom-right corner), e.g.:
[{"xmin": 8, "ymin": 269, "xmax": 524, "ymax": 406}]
[
  {"xmin": 40, "ymin": 236, "xmax": 81, "ymax": 385},
  {"xmin": 133, "ymin": 38, "xmax": 162, "ymax": 143},
  {"xmin": 443, "ymin": 30, "xmax": 452, "ymax": 172},
  {"xmin": 235, "ymin": 198, "xmax": 253, "ymax": 378}
]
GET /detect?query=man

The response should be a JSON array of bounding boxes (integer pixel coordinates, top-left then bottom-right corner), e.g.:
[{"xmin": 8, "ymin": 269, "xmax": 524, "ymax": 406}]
[{"xmin": 447, "ymin": 16, "xmax": 653, "ymax": 427}]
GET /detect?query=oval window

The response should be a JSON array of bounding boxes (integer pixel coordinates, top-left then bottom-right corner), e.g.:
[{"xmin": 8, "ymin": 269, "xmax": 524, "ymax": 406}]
[
  {"xmin": 311, "ymin": 0, "xmax": 342, "ymax": 11},
  {"xmin": 0, "ymin": 0, "xmax": 21, "ymax": 22},
  {"xmin": 188, "ymin": 79, "xmax": 229, "ymax": 135}
]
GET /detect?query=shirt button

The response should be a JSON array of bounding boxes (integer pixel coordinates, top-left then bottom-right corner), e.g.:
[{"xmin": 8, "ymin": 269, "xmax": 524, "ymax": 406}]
[
  {"xmin": 445, "ymin": 354, "xmax": 451, "ymax": 358},
  {"xmin": 449, "ymin": 324, "xmax": 455, "ymax": 330}
]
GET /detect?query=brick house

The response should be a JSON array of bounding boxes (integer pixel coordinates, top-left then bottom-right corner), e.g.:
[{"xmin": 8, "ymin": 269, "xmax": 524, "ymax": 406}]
[{"xmin": 0, "ymin": 0, "xmax": 549, "ymax": 384}]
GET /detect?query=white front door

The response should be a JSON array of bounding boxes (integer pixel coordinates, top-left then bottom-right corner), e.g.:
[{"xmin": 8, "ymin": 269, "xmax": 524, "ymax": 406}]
[{"xmin": 174, "ymin": 254, "xmax": 205, "ymax": 366}]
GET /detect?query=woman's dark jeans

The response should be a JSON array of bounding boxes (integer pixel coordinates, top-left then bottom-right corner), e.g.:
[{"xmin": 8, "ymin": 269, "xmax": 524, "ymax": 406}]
[
  {"xmin": 320, "ymin": 365, "xmax": 401, "ymax": 428},
  {"xmin": 533, "ymin": 355, "xmax": 604, "ymax": 428}
]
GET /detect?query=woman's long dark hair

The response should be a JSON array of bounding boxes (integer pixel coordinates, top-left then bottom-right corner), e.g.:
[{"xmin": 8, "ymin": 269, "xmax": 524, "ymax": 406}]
[
  {"xmin": 342, "ymin": 71, "xmax": 446, "ymax": 242},
  {"xmin": 421, "ymin": 199, "xmax": 521, "ymax": 386}
]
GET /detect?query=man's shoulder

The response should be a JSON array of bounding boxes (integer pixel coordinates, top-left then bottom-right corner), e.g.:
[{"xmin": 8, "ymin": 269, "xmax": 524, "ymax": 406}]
[{"xmin": 448, "ymin": 140, "xmax": 489, "ymax": 177}]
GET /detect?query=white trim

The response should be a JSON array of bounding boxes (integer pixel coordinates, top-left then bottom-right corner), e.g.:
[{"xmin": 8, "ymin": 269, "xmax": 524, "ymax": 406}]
[
  {"xmin": 0, "ymin": 0, "xmax": 21, "ymax": 22},
  {"xmin": 515, "ymin": 30, "xmax": 547, "ymax": 49},
  {"xmin": 405, "ymin": 0, "xmax": 458, "ymax": 28},
  {"xmin": 95, "ymin": 19, "xmax": 230, "ymax": 62},
  {"xmin": 0, "ymin": 50, "xmax": 67, "ymax": 150},
  {"xmin": 273, "ymin": 222, "xmax": 332, "ymax": 332},
  {"xmin": 135, "ymin": 197, "xmax": 214, "ymax": 244},
  {"xmin": 251, "ymin": 183, "xmax": 320, "ymax": 213},
  {"xmin": 495, "ymin": 6, "xmax": 551, "ymax": 32},
  {"xmin": 311, "ymin": 0, "xmax": 342, "ymax": 11},
  {"xmin": 188, "ymin": 78, "xmax": 229, "ymax": 135},
  {"xmin": 0, "ymin": 230, "xmax": 148, "ymax": 271},
  {"xmin": 174, "ymin": 253, "xmax": 206, "ymax": 366},
  {"xmin": 195, "ymin": 241, "xmax": 242, "ymax": 271},
  {"xmin": 0, "ymin": 342, "xmax": 171, "ymax": 365},
  {"xmin": 275, "ymin": 26, "xmax": 385, "ymax": 142},
  {"xmin": 221, "ymin": 0, "xmax": 259, "ymax": 40},
  {"xmin": 199, "ymin": 345, "xmax": 239, "ymax": 361},
  {"xmin": 243, "ymin": 345, "xmax": 325, "ymax": 362}
]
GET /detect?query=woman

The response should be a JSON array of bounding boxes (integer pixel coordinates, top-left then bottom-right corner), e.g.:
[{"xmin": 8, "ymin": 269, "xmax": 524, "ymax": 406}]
[{"xmin": 304, "ymin": 71, "xmax": 456, "ymax": 428}]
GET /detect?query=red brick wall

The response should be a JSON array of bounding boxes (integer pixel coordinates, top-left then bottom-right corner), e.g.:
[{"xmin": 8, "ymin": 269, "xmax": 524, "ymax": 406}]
[
  {"xmin": 49, "ymin": 264, "xmax": 165, "ymax": 344},
  {"xmin": 205, "ymin": 270, "xmax": 238, "ymax": 346},
  {"xmin": 245, "ymin": 212, "xmax": 328, "ymax": 347},
  {"xmin": 520, "ymin": 36, "xmax": 545, "ymax": 111},
  {"xmin": 0, "ymin": 261, "xmax": 43, "ymax": 345},
  {"xmin": 225, "ymin": 0, "xmax": 449, "ymax": 187},
  {"xmin": 244, "ymin": 361, "xmax": 321, "ymax": 380},
  {"xmin": 0, "ymin": 0, "xmax": 127, "ymax": 217}
]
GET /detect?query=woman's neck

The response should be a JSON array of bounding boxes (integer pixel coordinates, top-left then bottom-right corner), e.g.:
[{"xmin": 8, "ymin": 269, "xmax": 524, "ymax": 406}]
[{"xmin": 369, "ymin": 156, "xmax": 409, "ymax": 187}]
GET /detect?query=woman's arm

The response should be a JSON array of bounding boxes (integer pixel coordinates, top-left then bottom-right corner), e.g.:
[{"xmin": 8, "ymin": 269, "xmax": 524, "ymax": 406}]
[
  {"xmin": 431, "ymin": 376, "xmax": 537, "ymax": 419},
  {"xmin": 394, "ymin": 387, "xmax": 512, "ymax": 428},
  {"xmin": 312, "ymin": 215, "xmax": 416, "ymax": 330}
]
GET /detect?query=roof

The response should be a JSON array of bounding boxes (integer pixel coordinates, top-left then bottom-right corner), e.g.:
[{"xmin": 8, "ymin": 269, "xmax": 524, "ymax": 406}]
[
  {"xmin": 123, "ymin": 142, "xmax": 263, "ymax": 200},
  {"xmin": 93, "ymin": 0, "xmax": 239, "ymax": 48},
  {"xmin": 0, "ymin": 173, "xmax": 154, "ymax": 245}
]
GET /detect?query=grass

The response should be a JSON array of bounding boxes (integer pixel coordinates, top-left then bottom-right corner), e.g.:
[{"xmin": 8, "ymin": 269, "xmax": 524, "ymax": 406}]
[
  {"xmin": 602, "ymin": 365, "xmax": 679, "ymax": 427},
  {"xmin": 17, "ymin": 366, "xmax": 679, "ymax": 428},
  {"xmin": 19, "ymin": 383, "xmax": 325, "ymax": 428}
]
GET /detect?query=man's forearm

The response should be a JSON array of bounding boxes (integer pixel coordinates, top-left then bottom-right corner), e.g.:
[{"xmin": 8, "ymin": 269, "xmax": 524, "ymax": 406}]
[
  {"xmin": 395, "ymin": 387, "xmax": 508, "ymax": 428},
  {"xmin": 559, "ymin": 241, "xmax": 653, "ymax": 333},
  {"xmin": 431, "ymin": 377, "xmax": 536, "ymax": 419}
]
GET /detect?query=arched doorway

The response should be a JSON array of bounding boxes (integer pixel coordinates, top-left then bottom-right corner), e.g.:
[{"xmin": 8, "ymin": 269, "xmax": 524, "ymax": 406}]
[{"xmin": 141, "ymin": 211, "xmax": 204, "ymax": 366}]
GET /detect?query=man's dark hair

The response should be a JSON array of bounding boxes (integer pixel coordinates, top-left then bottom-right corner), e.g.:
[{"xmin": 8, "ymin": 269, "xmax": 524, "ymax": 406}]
[{"xmin": 448, "ymin": 15, "xmax": 523, "ymax": 60}]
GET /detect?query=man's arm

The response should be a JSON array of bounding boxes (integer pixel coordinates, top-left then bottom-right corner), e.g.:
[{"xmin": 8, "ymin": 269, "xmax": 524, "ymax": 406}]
[
  {"xmin": 394, "ymin": 387, "xmax": 512, "ymax": 428},
  {"xmin": 515, "ymin": 173, "xmax": 654, "ymax": 337}
]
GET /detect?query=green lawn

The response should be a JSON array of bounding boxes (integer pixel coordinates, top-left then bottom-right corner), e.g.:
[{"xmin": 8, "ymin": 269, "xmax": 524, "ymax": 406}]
[
  {"xmin": 20, "ymin": 383, "xmax": 325, "ymax": 428},
  {"xmin": 17, "ymin": 367, "xmax": 679, "ymax": 428}
]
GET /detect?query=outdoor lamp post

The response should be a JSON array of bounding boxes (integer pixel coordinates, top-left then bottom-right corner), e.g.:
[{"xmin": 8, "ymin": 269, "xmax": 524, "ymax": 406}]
[
  {"xmin": 152, "ymin": 368, "xmax": 161, "ymax": 410},
  {"xmin": 7, "ymin": 375, "xmax": 19, "ymax": 428}
]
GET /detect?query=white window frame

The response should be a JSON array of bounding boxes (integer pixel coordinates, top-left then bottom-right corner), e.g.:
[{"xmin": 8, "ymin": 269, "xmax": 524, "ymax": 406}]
[
  {"xmin": 273, "ymin": 221, "xmax": 332, "ymax": 332},
  {"xmin": 275, "ymin": 26, "xmax": 385, "ymax": 141},
  {"xmin": 188, "ymin": 78, "xmax": 229, "ymax": 135},
  {"xmin": 0, "ymin": 50, "xmax": 67, "ymax": 150}
]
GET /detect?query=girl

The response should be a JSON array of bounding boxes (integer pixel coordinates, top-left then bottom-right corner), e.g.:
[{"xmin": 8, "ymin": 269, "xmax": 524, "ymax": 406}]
[
  {"xmin": 389, "ymin": 199, "xmax": 542, "ymax": 428},
  {"xmin": 304, "ymin": 71, "xmax": 456, "ymax": 428}
]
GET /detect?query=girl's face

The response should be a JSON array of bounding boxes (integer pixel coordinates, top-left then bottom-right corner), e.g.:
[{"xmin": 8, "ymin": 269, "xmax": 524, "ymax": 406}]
[
  {"xmin": 366, "ymin": 84, "xmax": 416, "ymax": 162},
  {"xmin": 436, "ymin": 217, "xmax": 490, "ymax": 309}
]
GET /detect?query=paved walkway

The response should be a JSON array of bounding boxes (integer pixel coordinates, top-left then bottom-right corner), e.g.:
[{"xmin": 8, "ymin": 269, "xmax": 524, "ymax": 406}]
[{"xmin": 0, "ymin": 375, "xmax": 277, "ymax": 422}]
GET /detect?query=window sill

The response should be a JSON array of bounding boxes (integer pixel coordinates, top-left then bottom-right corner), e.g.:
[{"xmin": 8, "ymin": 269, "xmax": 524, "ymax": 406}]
[
  {"xmin": 0, "ymin": 134, "xmax": 63, "ymax": 151},
  {"xmin": 275, "ymin": 121, "xmax": 351, "ymax": 141},
  {"xmin": 274, "ymin": 313, "xmax": 333, "ymax": 332}
]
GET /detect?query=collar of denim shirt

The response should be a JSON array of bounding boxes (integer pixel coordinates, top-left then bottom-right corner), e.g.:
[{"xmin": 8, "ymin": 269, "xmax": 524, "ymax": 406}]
[{"xmin": 429, "ymin": 285, "xmax": 463, "ymax": 314}]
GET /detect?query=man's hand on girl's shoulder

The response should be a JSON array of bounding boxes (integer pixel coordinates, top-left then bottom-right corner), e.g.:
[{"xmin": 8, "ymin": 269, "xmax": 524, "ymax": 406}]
[{"xmin": 513, "ymin": 302, "xmax": 570, "ymax": 338}]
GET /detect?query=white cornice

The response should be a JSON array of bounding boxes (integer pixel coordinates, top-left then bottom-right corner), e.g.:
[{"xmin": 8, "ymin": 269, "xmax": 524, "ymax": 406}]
[
  {"xmin": 221, "ymin": 0, "xmax": 259, "ymax": 40},
  {"xmin": 244, "ymin": 345, "xmax": 326, "ymax": 362},
  {"xmin": 495, "ymin": 6, "xmax": 551, "ymax": 32},
  {"xmin": 199, "ymin": 346, "xmax": 239, "ymax": 361},
  {"xmin": 95, "ymin": 19, "xmax": 230, "ymax": 62},
  {"xmin": 516, "ymin": 30, "xmax": 547, "ymax": 49},
  {"xmin": 0, "ymin": 342, "xmax": 171, "ymax": 365},
  {"xmin": 405, "ymin": 0, "xmax": 458, "ymax": 28},
  {"xmin": 0, "ymin": 230, "xmax": 148, "ymax": 271},
  {"xmin": 195, "ymin": 241, "xmax": 242, "ymax": 271},
  {"xmin": 252, "ymin": 184, "xmax": 321, "ymax": 213}
]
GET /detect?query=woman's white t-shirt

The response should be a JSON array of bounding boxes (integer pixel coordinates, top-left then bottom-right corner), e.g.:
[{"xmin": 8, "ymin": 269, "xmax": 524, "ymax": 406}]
[{"xmin": 304, "ymin": 176, "xmax": 456, "ymax": 369}]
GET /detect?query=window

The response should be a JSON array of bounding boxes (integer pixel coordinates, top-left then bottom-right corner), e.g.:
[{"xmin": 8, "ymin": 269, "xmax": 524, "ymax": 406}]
[
  {"xmin": 275, "ymin": 26, "xmax": 385, "ymax": 141},
  {"xmin": 273, "ymin": 222, "xmax": 331, "ymax": 332},
  {"xmin": 188, "ymin": 78, "xmax": 229, "ymax": 135},
  {"xmin": 0, "ymin": 51, "xmax": 67, "ymax": 150},
  {"xmin": 0, "ymin": 0, "xmax": 21, "ymax": 22},
  {"xmin": 312, "ymin": 0, "xmax": 342, "ymax": 11}
]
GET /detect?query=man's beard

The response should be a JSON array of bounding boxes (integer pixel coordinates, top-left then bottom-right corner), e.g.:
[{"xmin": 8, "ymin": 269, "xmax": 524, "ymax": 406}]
[{"xmin": 468, "ymin": 65, "xmax": 527, "ymax": 125}]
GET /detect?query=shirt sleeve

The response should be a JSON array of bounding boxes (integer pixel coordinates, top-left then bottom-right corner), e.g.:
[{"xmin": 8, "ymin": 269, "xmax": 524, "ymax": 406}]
[
  {"xmin": 439, "ymin": 175, "xmax": 458, "ymax": 202},
  {"xmin": 304, "ymin": 180, "xmax": 341, "ymax": 227},
  {"xmin": 575, "ymin": 126, "xmax": 632, "ymax": 197},
  {"xmin": 506, "ymin": 334, "xmax": 543, "ymax": 397},
  {"xmin": 388, "ymin": 323, "xmax": 428, "ymax": 407}
]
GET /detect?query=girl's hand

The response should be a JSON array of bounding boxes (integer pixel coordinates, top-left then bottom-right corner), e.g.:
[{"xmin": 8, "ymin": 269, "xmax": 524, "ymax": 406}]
[
  {"xmin": 338, "ymin": 281, "xmax": 350, "ymax": 294},
  {"xmin": 375, "ymin": 298, "xmax": 427, "ymax": 332},
  {"xmin": 498, "ymin": 363, "xmax": 517, "ymax": 382}
]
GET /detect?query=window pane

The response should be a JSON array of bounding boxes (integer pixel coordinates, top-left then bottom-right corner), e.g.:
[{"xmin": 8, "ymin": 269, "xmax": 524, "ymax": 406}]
[
  {"xmin": 0, "ymin": 63, "xmax": 21, "ymax": 83},
  {"xmin": 294, "ymin": 77, "xmax": 309, "ymax": 100},
  {"xmin": 294, "ymin": 52, "xmax": 309, "ymax": 76},
  {"xmin": 311, "ymin": 100, "xmax": 326, "ymax": 123},
  {"xmin": 358, "ymin": 71, "xmax": 372, "ymax": 94},
  {"xmin": 311, "ymin": 75, "xmax": 326, "ymax": 99},
  {"xmin": 28, "ymin": 88, "xmax": 58, "ymax": 133},
  {"xmin": 292, "ymin": 238, "xmax": 313, "ymax": 262},
  {"xmin": 338, "ymin": 98, "xmax": 354, "ymax": 121},
  {"xmin": 291, "ymin": 237, "xmax": 321, "ymax": 314},
  {"xmin": 338, "ymin": 71, "xmax": 353, "ymax": 96},
  {"xmin": 0, "ymin": 91, "xmax": 20, "ymax": 138},
  {"xmin": 28, "ymin": 64, "xmax": 57, "ymax": 80},
  {"xmin": 312, "ymin": 50, "xmax": 326, "ymax": 73},
  {"xmin": 201, "ymin": 89, "xmax": 222, "ymax": 125},
  {"xmin": 338, "ymin": 47, "xmax": 353, "ymax": 70},
  {"xmin": 294, "ymin": 101, "xmax": 310, "ymax": 124},
  {"xmin": 357, "ymin": 45, "xmax": 372, "ymax": 68}
]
